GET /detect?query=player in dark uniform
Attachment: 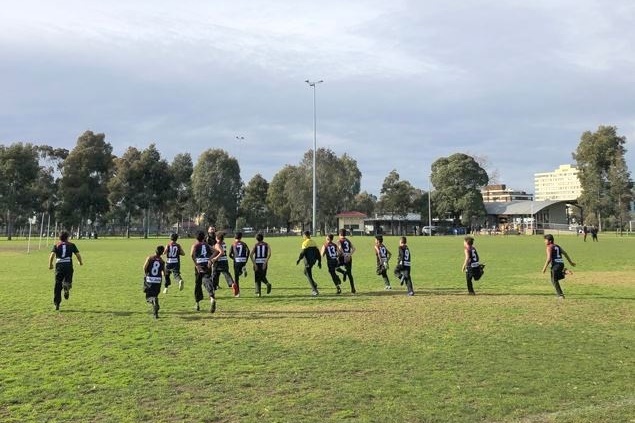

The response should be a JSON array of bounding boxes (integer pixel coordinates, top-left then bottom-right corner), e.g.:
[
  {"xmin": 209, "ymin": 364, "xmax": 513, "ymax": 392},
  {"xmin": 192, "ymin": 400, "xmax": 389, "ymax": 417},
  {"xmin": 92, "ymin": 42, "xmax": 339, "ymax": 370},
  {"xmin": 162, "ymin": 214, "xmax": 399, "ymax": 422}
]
[
  {"xmin": 163, "ymin": 233, "xmax": 185, "ymax": 294},
  {"xmin": 542, "ymin": 234, "xmax": 576, "ymax": 299},
  {"xmin": 394, "ymin": 236, "xmax": 414, "ymax": 296},
  {"xmin": 297, "ymin": 231, "xmax": 321, "ymax": 296},
  {"xmin": 321, "ymin": 234, "xmax": 343, "ymax": 294},
  {"xmin": 250, "ymin": 233, "xmax": 272, "ymax": 296},
  {"xmin": 374, "ymin": 235, "xmax": 392, "ymax": 290},
  {"xmin": 205, "ymin": 226, "xmax": 220, "ymax": 290},
  {"xmin": 48, "ymin": 231, "xmax": 83, "ymax": 311},
  {"xmin": 337, "ymin": 229, "xmax": 357, "ymax": 294},
  {"xmin": 143, "ymin": 246, "xmax": 165, "ymax": 319},
  {"xmin": 229, "ymin": 232, "xmax": 250, "ymax": 296},
  {"xmin": 191, "ymin": 231, "xmax": 216, "ymax": 313},
  {"xmin": 206, "ymin": 226, "xmax": 217, "ymax": 246},
  {"xmin": 211, "ymin": 232, "xmax": 238, "ymax": 297},
  {"xmin": 461, "ymin": 236, "xmax": 483, "ymax": 295}
]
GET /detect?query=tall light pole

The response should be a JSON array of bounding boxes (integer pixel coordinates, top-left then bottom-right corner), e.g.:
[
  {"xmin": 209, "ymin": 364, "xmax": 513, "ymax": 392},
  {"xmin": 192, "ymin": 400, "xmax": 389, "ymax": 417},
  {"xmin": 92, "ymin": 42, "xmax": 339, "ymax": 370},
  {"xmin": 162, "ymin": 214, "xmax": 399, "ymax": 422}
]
[
  {"xmin": 428, "ymin": 174, "xmax": 432, "ymax": 232},
  {"xmin": 235, "ymin": 135, "xmax": 245, "ymax": 176},
  {"xmin": 306, "ymin": 79, "xmax": 323, "ymax": 236}
]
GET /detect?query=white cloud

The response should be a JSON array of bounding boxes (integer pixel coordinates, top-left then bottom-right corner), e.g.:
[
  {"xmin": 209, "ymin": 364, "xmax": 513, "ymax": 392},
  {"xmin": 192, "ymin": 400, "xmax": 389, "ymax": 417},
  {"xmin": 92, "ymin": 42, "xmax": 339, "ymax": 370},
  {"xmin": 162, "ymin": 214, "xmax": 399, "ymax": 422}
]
[{"xmin": 1, "ymin": 0, "xmax": 634, "ymax": 195}]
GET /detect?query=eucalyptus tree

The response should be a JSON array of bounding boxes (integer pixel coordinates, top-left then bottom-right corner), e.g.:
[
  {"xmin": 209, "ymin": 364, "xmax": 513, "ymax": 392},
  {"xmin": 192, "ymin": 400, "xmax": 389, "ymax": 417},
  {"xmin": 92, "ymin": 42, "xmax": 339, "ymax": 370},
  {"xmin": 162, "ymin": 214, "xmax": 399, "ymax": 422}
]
[
  {"xmin": 573, "ymin": 125, "xmax": 633, "ymax": 229},
  {"xmin": 377, "ymin": 170, "xmax": 417, "ymax": 218},
  {"xmin": 267, "ymin": 165, "xmax": 298, "ymax": 232},
  {"xmin": 58, "ymin": 131, "xmax": 114, "ymax": 233},
  {"xmin": 351, "ymin": 191, "xmax": 377, "ymax": 217},
  {"xmin": 167, "ymin": 153, "xmax": 194, "ymax": 234},
  {"xmin": 108, "ymin": 147, "xmax": 144, "ymax": 237},
  {"xmin": 298, "ymin": 148, "xmax": 362, "ymax": 232},
  {"xmin": 191, "ymin": 149, "xmax": 242, "ymax": 228},
  {"xmin": 239, "ymin": 174, "xmax": 271, "ymax": 230},
  {"xmin": 0, "ymin": 143, "xmax": 41, "ymax": 239},
  {"xmin": 138, "ymin": 144, "xmax": 171, "ymax": 237},
  {"xmin": 286, "ymin": 165, "xmax": 312, "ymax": 231},
  {"xmin": 430, "ymin": 153, "xmax": 488, "ymax": 226},
  {"xmin": 36, "ymin": 146, "xmax": 68, "ymax": 218}
]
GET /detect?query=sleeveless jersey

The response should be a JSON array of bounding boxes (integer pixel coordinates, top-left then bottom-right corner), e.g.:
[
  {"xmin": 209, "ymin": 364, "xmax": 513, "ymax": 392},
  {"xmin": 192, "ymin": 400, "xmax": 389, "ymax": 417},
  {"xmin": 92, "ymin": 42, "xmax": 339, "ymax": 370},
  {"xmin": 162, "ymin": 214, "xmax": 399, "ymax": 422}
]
[
  {"xmin": 51, "ymin": 241, "xmax": 79, "ymax": 265},
  {"xmin": 216, "ymin": 241, "xmax": 229, "ymax": 263},
  {"xmin": 165, "ymin": 241, "xmax": 182, "ymax": 264},
  {"xmin": 339, "ymin": 238, "xmax": 354, "ymax": 258},
  {"xmin": 231, "ymin": 241, "xmax": 249, "ymax": 263},
  {"xmin": 376, "ymin": 245, "xmax": 389, "ymax": 264},
  {"xmin": 253, "ymin": 242, "xmax": 270, "ymax": 264},
  {"xmin": 323, "ymin": 241, "xmax": 339, "ymax": 261},
  {"xmin": 145, "ymin": 255, "xmax": 165, "ymax": 284},
  {"xmin": 398, "ymin": 245, "xmax": 411, "ymax": 267},
  {"xmin": 549, "ymin": 244, "xmax": 565, "ymax": 265},
  {"xmin": 467, "ymin": 246, "xmax": 480, "ymax": 268},
  {"xmin": 193, "ymin": 241, "xmax": 212, "ymax": 265}
]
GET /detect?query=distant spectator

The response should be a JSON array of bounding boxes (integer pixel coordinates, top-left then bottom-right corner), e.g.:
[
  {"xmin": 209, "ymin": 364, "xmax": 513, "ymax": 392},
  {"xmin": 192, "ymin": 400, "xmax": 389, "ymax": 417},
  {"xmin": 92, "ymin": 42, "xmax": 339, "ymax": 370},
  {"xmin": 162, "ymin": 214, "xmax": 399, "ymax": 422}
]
[{"xmin": 591, "ymin": 226, "xmax": 598, "ymax": 242}]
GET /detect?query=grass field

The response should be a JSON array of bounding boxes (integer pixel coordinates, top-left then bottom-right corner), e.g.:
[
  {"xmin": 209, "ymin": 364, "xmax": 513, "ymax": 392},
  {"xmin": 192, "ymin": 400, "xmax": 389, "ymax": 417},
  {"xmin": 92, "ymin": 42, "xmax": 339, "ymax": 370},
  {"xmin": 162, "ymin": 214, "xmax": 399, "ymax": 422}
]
[{"xmin": 1, "ymin": 233, "xmax": 633, "ymax": 423}]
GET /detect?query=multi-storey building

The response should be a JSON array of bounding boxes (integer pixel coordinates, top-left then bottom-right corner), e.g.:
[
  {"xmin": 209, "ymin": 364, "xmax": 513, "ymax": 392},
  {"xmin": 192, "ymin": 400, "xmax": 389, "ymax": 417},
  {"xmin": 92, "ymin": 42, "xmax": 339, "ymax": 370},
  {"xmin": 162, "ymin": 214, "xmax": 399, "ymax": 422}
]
[
  {"xmin": 534, "ymin": 164, "xmax": 582, "ymax": 201},
  {"xmin": 481, "ymin": 184, "xmax": 533, "ymax": 203}
]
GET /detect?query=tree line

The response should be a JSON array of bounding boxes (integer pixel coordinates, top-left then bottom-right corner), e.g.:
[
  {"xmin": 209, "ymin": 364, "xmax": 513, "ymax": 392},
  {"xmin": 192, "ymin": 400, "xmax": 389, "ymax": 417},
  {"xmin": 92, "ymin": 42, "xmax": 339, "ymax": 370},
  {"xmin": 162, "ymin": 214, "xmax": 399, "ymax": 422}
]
[{"xmin": 0, "ymin": 126, "xmax": 631, "ymax": 239}]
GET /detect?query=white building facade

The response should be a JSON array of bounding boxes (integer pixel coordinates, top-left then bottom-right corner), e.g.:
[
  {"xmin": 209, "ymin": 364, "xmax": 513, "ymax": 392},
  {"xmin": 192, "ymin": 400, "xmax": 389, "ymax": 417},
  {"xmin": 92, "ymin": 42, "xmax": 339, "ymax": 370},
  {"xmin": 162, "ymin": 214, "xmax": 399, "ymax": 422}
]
[
  {"xmin": 534, "ymin": 164, "xmax": 582, "ymax": 201},
  {"xmin": 481, "ymin": 184, "xmax": 533, "ymax": 202}
]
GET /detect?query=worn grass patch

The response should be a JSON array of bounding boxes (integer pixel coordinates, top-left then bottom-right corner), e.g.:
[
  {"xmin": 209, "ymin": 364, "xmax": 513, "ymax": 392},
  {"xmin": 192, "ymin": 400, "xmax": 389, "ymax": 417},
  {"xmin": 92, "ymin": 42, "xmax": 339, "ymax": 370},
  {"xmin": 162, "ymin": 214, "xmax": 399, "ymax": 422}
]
[{"xmin": 1, "ymin": 234, "xmax": 633, "ymax": 422}]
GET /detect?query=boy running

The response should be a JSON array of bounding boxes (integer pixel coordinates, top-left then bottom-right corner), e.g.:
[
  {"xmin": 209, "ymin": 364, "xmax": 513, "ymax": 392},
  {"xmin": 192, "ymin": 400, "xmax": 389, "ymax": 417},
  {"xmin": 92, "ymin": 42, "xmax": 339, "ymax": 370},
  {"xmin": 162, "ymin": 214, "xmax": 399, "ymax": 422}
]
[
  {"xmin": 250, "ymin": 233, "xmax": 272, "ymax": 296},
  {"xmin": 211, "ymin": 232, "xmax": 238, "ymax": 297},
  {"xmin": 321, "ymin": 234, "xmax": 343, "ymax": 294},
  {"xmin": 143, "ymin": 246, "xmax": 166, "ymax": 319},
  {"xmin": 374, "ymin": 235, "xmax": 392, "ymax": 290},
  {"xmin": 191, "ymin": 231, "xmax": 216, "ymax": 313},
  {"xmin": 163, "ymin": 233, "xmax": 185, "ymax": 294},
  {"xmin": 337, "ymin": 229, "xmax": 357, "ymax": 294},
  {"xmin": 229, "ymin": 232, "xmax": 250, "ymax": 295},
  {"xmin": 541, "ymin": 234, "xmax": 576, "ymax": 299},
  {"xmin": 296, "ymin": 231, "xmax": 321, "ymax": 296},
  {"xmin": 395, "ymin": 236, "xmax": 415, "ymax": 296},
  {"xmin": 48, "ymin": 231, "xmax": 83, "ymax": 311}
]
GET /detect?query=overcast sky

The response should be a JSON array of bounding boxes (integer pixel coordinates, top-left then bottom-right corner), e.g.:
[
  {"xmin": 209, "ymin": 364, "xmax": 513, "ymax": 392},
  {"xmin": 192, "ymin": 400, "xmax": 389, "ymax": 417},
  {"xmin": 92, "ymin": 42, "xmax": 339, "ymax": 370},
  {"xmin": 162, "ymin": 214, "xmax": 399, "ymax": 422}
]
[{"xmin": 1, "ymin": 0, "xmax": 634, "ymax": 196}]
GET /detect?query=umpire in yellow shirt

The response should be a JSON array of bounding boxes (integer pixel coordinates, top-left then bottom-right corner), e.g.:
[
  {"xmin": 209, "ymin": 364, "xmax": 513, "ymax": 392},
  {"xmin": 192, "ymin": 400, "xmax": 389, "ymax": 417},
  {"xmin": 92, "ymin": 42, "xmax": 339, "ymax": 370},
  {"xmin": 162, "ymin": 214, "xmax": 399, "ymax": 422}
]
[{"xmin": 296, "ymin": 231, "xmax": 322, "ymax": 296}]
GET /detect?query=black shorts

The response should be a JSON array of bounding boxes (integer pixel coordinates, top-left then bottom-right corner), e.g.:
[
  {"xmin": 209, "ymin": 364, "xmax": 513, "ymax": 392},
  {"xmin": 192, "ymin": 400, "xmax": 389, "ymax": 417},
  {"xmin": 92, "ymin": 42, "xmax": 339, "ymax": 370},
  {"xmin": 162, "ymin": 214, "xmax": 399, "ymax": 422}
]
[
  {"xmin": 166, "ymin": 262, "xmax": 181, "ymax": 274},
  {"xmin": 143, "ymin": 279, "xmax": 161, "ymax": 297},
  {"xmin": 552, "ymin": 263, "xmax": 565, "ymax": 281},
  {"xmin": 55, "ymin": 265, "xmax": 74, "ymax": 285},
  {"xmin": 468, "ymin": 265, "xmax": 484, "ymax": 281}
]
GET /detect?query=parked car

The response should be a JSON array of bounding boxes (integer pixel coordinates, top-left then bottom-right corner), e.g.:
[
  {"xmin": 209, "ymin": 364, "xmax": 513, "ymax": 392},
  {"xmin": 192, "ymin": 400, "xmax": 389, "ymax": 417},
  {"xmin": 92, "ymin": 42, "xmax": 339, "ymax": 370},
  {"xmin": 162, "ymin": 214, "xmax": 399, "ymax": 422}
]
[{"xmin": 422, "ymin": 226, "xmax": 439, "ymax": 236}]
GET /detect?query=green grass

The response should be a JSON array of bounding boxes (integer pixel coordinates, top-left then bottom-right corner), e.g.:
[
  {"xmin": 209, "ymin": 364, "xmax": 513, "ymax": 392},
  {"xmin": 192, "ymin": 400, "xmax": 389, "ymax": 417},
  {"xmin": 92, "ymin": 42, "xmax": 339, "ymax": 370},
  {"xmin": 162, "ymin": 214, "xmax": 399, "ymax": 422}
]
[{"xmin": 1, "ymin": 234, "xmax": 633, "ymax": 423}]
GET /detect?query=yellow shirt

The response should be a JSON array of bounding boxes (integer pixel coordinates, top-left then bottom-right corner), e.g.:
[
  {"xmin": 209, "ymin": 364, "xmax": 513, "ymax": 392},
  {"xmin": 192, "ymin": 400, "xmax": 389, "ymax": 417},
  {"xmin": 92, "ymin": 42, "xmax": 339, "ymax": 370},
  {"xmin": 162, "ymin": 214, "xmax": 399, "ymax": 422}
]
[{"xmin": 302, "ymin": 238, "xmax": 317, "ymax": 249}]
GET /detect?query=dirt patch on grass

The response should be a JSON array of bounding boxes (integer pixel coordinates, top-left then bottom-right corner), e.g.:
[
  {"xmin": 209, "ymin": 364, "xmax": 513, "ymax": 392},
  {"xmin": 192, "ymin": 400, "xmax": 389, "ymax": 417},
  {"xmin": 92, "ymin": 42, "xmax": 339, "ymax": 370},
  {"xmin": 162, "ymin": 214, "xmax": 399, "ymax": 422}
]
[
  {"xmin": 0, "ymin": 244, "xmax": 30, "ymax": 253},
  {"xmin": 566, "ymin": 271, "xmax": 635, "ymax": 287}
]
